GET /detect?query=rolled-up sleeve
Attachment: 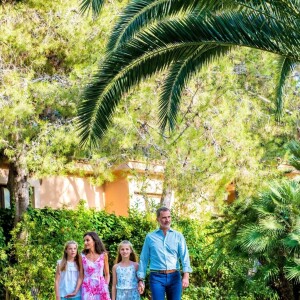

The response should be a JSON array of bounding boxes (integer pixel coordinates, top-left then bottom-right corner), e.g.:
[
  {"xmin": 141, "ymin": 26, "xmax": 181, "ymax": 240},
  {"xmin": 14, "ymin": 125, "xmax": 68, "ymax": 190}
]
[
  {"xmin": 178, "ymin": 233, "xmax": 192, "ymax": 273},
  {"xmin": 137, "ymin": 234, "xmax": 150, "ymax": 279}
]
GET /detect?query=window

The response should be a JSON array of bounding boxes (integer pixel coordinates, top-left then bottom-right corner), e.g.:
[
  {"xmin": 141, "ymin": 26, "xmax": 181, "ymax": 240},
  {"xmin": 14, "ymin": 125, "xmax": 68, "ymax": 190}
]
[{"xmin": 0, "ymin": 186, "xmax": 10, "ymax": 209}]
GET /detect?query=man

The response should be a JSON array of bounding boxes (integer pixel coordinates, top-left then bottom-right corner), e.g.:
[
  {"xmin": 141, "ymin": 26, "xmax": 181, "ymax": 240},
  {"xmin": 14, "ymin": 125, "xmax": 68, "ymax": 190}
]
[{"xmin": 137, "ymin": 206, "xmax": 192, "ymax": 300}]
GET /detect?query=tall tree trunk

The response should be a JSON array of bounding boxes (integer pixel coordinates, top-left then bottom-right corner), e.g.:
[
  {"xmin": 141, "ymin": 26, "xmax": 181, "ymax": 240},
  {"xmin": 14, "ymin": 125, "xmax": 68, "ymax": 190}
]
[
  {"xmin": 7, "ymin": 156, "xmax": 29, "ymax": 225},
  {"xmin": 160, "ymin": 183, "xmax": 173, "ymax": 208}
]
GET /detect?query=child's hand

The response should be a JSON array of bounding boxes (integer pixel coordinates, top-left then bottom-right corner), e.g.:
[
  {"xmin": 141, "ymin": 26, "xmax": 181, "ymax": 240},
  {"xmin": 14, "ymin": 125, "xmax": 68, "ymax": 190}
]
[
  {"xmin": 65, "ymin": 292, "xmax": 76, "ymax": 298},
  {"xmin": 138, "ymin": 281, "xmax": 144, "ymax": 294}
]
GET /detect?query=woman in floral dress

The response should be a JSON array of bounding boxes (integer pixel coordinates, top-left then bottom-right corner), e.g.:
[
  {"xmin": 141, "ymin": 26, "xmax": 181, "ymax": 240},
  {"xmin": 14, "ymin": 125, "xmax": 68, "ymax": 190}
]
[{"xmin": 81, "ymin": 232, "xmax": 111, "ymax": 300}]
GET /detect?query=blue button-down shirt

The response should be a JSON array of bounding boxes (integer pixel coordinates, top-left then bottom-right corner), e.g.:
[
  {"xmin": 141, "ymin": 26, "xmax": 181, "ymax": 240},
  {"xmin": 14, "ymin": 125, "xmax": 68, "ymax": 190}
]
[{"xmin": 137, "ymin": 228, "xmax": 192, "ymax": 279}]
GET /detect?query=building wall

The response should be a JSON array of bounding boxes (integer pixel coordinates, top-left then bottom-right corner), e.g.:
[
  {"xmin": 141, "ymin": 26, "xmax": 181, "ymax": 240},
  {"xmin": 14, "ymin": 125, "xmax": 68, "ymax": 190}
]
[
  {"xmin": 39, "ymin": 176, "xmax": 105, "ymax": 210},
  {"xmin": 0, "ymin": 161, "xmax": 166, "ymax": 214},
  {"xmin": 105, "ymin": 174, "xmax": 130, "ymax": 216},
  {"xmin": 0, "ymin": 168, "xmax": 8, "ymax": 185}
]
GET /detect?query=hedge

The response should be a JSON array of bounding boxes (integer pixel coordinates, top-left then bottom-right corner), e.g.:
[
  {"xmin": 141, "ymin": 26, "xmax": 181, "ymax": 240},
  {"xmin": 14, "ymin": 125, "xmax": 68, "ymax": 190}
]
[{"xmin": 0, "ymin": 204, "xmax": 274, "ymax": 299}]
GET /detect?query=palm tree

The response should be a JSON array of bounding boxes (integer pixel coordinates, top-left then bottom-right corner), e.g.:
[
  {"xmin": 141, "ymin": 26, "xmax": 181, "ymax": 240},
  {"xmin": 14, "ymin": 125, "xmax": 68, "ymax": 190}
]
[
  {"xmin": 78, "ymin": 0, "xmax": 300, "ymax": 145},
  {"xmin": 236, "ymin": 181, "xmax": 300, "ymax": 300}
]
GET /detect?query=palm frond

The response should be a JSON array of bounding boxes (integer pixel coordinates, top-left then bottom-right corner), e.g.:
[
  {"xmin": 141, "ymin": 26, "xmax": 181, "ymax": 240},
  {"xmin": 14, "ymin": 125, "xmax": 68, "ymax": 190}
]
[
  {"xmin": 283, "ymin": 233, "xmax": 300, "ymax": 253},
  {"xmin": 106, "ymin": 0, "xmax": 241, "ymax": 52},
  {"xmin": 107, "ymin": 0, "xmax": 201, "ymax": 51},
  {"xmin": 275, "ymin": 57, "xmax": 296, "ymax": 120},
  {"xmin": 287, "ymin": 140, "xmax": 300, "ymax": 170},
  {"xmin": 159, "ymin": 45, "xmax": 231, "ymax": 131},
  {"xmin": 132, "ymin": 11, "xmax": 300, "ymax": 61},
  {"xmin": 78, "ymin": 42, "xmax": 202, "ymax": 146},
  {"xmin": 259, "ymin": 216, "xmax": 284, "ymax": 237},
  {"xmin": 237, "ymin": 225, "xmax": 274, "ymax": 253},
  {"xmin": 80, "ymin": 0, "xmax": 104, "ymax": 16},
  {"xmin": 266, "ymin": 181, "xmax": 299, "ymax": 207},
  {"xmin": 79, "ymin": 10, "xmax": 300, "ymax": 144},
  {"xmin": 285, "ymin": 261, "xmax": 300, "ymax": 283},
  {"xmin": 242, "ymin": 0, "xmax": 300, "ymax": 24},
  {"xmin": 260, "ymin": 263, "xmax": 280, "ymax": 282}
]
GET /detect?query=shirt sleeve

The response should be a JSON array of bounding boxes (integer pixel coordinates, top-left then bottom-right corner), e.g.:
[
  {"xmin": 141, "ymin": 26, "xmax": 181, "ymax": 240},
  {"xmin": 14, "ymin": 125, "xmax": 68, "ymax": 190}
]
[
  {"xmin": 178, "ymin": 233, "xmax": 192, "ymax": 273},
  {"xmin": 137, "ymin": 234, "xmax": 150, "ymax": 279}
]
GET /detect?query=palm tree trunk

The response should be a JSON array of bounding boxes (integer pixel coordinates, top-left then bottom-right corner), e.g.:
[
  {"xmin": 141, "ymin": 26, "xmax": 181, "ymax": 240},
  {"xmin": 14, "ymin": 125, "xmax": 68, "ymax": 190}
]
[{"xmin": 275, "ymin": 272, "xmax": 295, "ymax": 300}]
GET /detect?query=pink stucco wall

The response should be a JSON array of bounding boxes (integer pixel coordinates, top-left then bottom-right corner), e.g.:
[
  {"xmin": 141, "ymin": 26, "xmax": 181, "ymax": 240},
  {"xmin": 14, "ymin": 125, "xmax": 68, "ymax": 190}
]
[
  {"xmin": 39, "ymin": 176, "xmax": 105, "ymax": 210},
  {"xmin": 105, "ymin": 175, "xmax": 130, "ymax": 216}
]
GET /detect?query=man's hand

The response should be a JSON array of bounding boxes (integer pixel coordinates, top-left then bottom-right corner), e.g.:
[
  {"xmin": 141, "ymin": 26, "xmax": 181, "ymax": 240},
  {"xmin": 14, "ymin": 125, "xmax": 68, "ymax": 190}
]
[
  {"xmin": 182, "ymin": 273, "xmax": 189, "ymax": 289},
  {"xmin": 138, "ymin": 280, "xmax": 145, "ymax": 294}
]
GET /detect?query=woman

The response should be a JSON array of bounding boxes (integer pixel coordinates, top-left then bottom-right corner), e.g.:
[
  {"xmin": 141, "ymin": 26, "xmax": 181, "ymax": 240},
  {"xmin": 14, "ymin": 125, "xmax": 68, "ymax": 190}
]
[{"xmin": 81, "ymin": 232, "xmax": 111, "ymax": 300}]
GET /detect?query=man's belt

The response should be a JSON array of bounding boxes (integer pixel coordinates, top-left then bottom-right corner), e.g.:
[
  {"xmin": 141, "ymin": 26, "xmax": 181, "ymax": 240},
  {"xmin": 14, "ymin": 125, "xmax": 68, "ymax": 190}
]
[{"xmin": 150, "ymin": 269, "xmax": 177, "ymax": 274}]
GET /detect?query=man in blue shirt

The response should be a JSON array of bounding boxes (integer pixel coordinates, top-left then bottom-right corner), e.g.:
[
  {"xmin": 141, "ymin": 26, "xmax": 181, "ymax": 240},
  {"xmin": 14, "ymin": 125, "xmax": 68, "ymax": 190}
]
[{"xmin": 137, "ymin": 207, "xmax": 192, "ymax": 299}]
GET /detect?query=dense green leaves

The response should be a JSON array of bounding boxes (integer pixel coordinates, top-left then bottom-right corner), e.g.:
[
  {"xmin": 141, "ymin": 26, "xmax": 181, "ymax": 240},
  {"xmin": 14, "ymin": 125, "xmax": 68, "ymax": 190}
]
[
  {"xmin": 0, "ymin": 206, "xmax": 277, "ymax": 299},
  {"xmin": 212, "ymin": 180, "xmax": 300, "ymax": 298}
]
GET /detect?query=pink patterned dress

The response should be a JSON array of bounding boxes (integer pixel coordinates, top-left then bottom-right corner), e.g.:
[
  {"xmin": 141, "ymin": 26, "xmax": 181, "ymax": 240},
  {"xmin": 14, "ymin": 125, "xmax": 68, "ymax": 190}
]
[{"xmin": 81, "ymin": 253, "xmax": 111, "ymax": 300}]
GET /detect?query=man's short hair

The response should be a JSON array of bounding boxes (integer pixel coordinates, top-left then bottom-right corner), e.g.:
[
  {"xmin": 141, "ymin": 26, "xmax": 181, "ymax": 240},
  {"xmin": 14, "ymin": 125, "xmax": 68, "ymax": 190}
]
[{"xmin": 156, "ymin": 206, "xmax": 170, "ymax": 218}]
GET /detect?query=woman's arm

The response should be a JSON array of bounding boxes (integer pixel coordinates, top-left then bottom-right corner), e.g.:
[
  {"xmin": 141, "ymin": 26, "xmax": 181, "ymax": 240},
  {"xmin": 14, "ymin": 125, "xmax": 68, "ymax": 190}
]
[
  {"xmin": 76, "ymin": 254, "xmax": 84, "ymax": 292},
  {"xmin": 104, "ymin": 252, "xmax": 110, "ymax": 285},
  {"xmin": 111, "ymin": 264, "xmax": 117, "ymax": 300},
  {"xmin": 135, "ymin": 262, "xmax": 144, "ymax": 295},
  {"xmin": 54, "ymin": 264, "xmax": 61, "ymax": 300}
]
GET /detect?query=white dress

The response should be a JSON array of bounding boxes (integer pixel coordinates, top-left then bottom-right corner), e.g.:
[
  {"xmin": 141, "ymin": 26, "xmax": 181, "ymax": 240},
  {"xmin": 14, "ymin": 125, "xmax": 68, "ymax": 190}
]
[{"xmin": 57, "ymin": 260, "xmax": 81, "ymax": 299}]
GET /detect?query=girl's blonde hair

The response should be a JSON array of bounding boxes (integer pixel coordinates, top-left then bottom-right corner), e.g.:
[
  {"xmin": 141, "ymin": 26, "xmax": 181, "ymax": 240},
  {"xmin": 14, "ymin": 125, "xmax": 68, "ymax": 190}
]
[
  {"xmin": 115, "ymin": 240, "xmax": 138, "ymax": 264},
  {"xmin": 59, "ymin": 240, "xmax": 80, "ymax": 272}
]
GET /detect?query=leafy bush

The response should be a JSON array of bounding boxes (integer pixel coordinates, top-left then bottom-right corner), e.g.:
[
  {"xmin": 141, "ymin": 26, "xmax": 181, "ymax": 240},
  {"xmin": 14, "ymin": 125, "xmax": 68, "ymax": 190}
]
[{"xmin": 0, "ymin": 203, "xmax": 277, "ymax": 299}]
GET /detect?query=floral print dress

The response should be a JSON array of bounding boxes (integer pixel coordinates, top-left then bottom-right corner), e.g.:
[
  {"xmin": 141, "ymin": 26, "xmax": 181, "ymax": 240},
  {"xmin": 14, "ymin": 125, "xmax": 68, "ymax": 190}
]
[
  {"xmin": 116, "ymin": 263, "xmax": 140, "ymax": 300},
  {"xmin": 81, "ymin": 253, "xmax": 111, "ymax": 300}
]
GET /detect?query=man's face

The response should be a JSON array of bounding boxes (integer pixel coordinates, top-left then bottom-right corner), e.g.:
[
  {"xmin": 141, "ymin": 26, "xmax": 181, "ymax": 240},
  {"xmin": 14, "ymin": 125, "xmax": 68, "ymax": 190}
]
[{"xmin": 157, "ymin": 210, "xmax": 171, "ymax": 230}]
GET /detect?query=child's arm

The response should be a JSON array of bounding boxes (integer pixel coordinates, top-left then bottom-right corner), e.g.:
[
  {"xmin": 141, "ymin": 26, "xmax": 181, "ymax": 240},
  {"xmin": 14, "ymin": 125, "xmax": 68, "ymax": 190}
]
[
  {"xmin": 111, "ymin": 264, "xmax": 117, "ymax": 300},
  {"xmin": 54, "ymin": 264, "xmax": 61, "ymax": 300},
  {"xmin": 75, "ymin": 254, "xmax": 84, "ymax": 293},
  {"xmin": 104, "ymin": 252, "xmax": 110, "ymax": 285},
  {"xmin": 66, "ymin": 254, "xmax": 83, "ymax": 298},
  {"xmin": 134, "ymin": 262, "xmax": 139, "ymax": 272}
]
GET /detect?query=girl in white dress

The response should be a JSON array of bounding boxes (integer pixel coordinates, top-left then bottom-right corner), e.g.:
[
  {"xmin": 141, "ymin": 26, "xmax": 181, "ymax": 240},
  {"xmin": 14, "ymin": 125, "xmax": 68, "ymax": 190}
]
[
  {"xmin": 112, "ymin": 240, "xmax": 141, "ymax": 300},
  {"xmin": 55, "ymin": 241, "xmax": 83, "ymax": 300}
]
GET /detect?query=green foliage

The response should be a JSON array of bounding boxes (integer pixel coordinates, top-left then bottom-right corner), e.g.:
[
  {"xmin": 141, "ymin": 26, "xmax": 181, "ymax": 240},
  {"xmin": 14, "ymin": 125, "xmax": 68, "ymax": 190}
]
[
  {"xmin": 237, "ymin": 181, "xmax": 300, "ymax": 283},
  {"xmin": 209, "ymin": 180, "xmax": 300, "ymax": 299},
  {"xmin": 1, "ymin": 0, "xmax": 298, "ymax": 221},
  {"xmin": 96, "ymin": 47, "xmax": 297, "ymax": 211},
  {"xmin": 0, "ymin": 206, "xmax": 156, "ymax": 299},
  {"xmin": 0, "ymin": 206, "xmax": 278, "ymax": 299},
  {"xmin": 287, "ymin": 140, "xmax": 300, "ymax": 171}
]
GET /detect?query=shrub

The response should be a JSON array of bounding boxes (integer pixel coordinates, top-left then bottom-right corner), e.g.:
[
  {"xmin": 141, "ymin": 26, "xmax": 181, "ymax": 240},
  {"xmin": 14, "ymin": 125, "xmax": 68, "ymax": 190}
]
[{"xmin": 0, "ymin": 204, "xmax": 276, "ymax": 299}]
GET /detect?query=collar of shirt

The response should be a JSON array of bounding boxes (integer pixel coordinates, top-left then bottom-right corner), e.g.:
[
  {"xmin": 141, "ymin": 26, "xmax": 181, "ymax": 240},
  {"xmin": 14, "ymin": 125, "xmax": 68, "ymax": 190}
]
[{"xmin": 154, "ymin": 228, "xmax": 174, "ymax": 233}]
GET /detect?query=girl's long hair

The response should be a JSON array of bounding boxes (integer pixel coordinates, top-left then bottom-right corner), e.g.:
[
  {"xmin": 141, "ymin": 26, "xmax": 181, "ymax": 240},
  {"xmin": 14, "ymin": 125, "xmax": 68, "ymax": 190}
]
[
  {"xmin": 82, "ymin": 231, "xmax": 106, "ymax": 255},
  {"xmin": 60, "ymin": 241, "xmax": 80, "ymax": 272},
  {"xmin": 115, "ymin": 240, "xmax": 138, "ymax": 264}
]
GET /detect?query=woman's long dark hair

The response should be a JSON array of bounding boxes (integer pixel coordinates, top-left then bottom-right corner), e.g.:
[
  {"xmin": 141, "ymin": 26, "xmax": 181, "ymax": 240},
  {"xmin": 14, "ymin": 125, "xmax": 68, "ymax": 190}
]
[{"xmin": 82, "ymin": 231, "xmax": 106, "ymax": 255}]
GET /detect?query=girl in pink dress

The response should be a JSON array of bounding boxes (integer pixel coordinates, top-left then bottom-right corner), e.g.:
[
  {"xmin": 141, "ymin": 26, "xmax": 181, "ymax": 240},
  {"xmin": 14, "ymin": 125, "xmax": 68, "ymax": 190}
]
[{"xmin": 81, "ymin": 232, "xmax": 111, "ymax": 300}]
